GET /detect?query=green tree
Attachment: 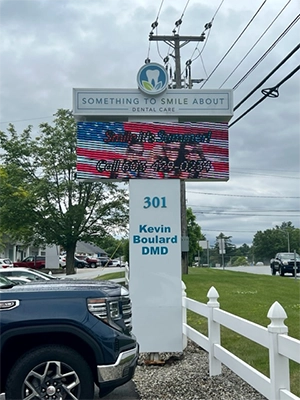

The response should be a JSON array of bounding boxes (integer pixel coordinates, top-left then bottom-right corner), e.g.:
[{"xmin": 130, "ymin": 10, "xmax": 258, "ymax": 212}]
[
  {"xmin": 94, "ymin": 235, "xmax": 126, "ymax": 260},
  {"xmin": 0, "ymin": 110, "xmax": 129, "ymax": 274},
  {"xmin": 252, "ymin": 222, "xmax": 300, "ymax": 262},
  {"xmin": 210, "ymin": 233, "xmax": 236, "ymax": 267},
  {"xmin": 186, "ymin": 207, "xmax": 205, "ymax": 267},
  {"xmin": 231, "ymin": 256, "xmax": 249, "ymax": 266}
]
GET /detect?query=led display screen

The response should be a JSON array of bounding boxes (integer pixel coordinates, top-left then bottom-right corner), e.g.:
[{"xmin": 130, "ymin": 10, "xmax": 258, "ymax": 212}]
[{"xmin": 76, "ymin": 121, "xmax": 228, "ymax": 181}]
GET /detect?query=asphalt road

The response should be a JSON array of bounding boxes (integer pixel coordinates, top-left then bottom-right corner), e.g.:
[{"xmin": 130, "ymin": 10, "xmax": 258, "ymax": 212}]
[{"xmin": 214, "ymin": 264, "xmax": 300, "ymax": 278}]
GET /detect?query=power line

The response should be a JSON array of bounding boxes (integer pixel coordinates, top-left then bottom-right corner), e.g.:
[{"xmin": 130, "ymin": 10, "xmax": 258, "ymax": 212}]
[
  {"xmin": 172, "ymin": 0, "xmax": 191, "ymax": 34},
  {"xmin": 194, "ymin": 211, "xmax": 298, "ymax": 217},
  {"xmin": 229, "ymin": 65, "xmax": 300, "ymax": 127},
  {"xmin": 189, "ymin": 205, "xmax": 300, "ymax": 212},
  {"xmin": 232, "ymin": 14, "xmax": 300, "ymax": 91},
  {"xmin": 233, "ymin": 44, "xmax": 300, "ymax": 111},
  {"xmin": 188, "ymin": 0, "xmax": 225, "ymax": 62},
  {"xmin": 182, "ymin": 0, "xmax": 225, "ymax": 86},
  {"xmin": 0, "ymin": 115, "xmax": 54, "ymax": 125},
  {"xmin": 146, "ymin": 0, "xmax": 165, "ymax": 62},
  {"xmin": 200, "ymin": 0, "xmax": 268, "ymax": 89},
  {"xmin": 186, "ymin": 191, "xmax": 299, "ymax": 199},
  {"xmin": 219, "ymin": 0, "xmax": 293, "ymax": 88},
  {"xmin": 203, "ymin": 228, "xmax": 258, "ymax": 233}
]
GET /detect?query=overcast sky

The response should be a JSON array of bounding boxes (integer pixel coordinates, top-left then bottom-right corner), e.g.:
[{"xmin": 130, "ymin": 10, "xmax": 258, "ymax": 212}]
[{"xmin": 0, "ymin": 0, "xmax": 299, "ymax": 248}]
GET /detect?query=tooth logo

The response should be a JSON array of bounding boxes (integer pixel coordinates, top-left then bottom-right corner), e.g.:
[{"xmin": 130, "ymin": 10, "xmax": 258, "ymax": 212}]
[{"xmin": 137, "ymin": 63, "xmax": 168, "ymax": 95}]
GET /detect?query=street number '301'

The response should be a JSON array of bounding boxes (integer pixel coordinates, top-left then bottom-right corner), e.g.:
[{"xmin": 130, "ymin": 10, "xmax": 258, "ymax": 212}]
[{"xmin": 143, "ymin": 196, "xmax": 167, "ymax": 209}]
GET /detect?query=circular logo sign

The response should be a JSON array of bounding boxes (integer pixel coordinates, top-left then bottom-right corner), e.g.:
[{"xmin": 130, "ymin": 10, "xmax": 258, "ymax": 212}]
[{"xmin": 137, "ymin": 63, "xmax": 168, "ymax": 95}]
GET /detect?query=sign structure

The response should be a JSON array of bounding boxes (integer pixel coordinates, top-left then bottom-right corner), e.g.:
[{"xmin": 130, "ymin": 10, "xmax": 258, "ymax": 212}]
[
  {"xmin": 73, "ymin": 88, "xmax": 233, "ymax": 119},
  {"xmin": 129, "ymin": 179, "xmax": 182, "ymax": 352},
  {"xmin": 72, "ymin": 82, "xmax": 233, "ymax": 353},
  {"xmin": 76, "ymin": 120, "xmax": 229, "ymax": 181}
]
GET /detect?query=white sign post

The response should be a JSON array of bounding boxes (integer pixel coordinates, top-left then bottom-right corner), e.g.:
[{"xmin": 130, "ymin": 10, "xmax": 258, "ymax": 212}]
[{"xmin": 129, "ymin": 179, "xmax": 182, "ymax": 352}]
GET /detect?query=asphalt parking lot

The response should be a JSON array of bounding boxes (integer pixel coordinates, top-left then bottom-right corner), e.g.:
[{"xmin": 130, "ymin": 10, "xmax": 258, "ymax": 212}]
[{"xmin": 1, "ymin": 382, "xmax": 140, "ymax": 400}]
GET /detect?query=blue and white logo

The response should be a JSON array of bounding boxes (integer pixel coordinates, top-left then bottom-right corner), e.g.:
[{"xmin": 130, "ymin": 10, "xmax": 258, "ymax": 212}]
[{"xmin": 137, "ymin": 63, "xmax": 168, "ymax": 95}]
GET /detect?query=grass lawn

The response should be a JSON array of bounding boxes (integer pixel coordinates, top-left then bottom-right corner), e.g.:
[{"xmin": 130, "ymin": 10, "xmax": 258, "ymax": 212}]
[
  {"xmin": 95, "ymin": 271, "xmax": 125, "ymax": 281},
  {"xmin": 95, "ymin": 267, "xmax": 300, "ymax": 396},
  {"xmin": 183, "ymin": 267, "xmax": 300, "ymax": 397}
]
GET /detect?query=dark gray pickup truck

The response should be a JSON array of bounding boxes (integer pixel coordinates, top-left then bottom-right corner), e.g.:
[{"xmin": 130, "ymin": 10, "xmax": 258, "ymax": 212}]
[
  {"xmin": 270, "ymin": 252, "xmax": 300, "ymax": 276},
  {"xmin": 0, "ymin": 277, "xmax": 139, "ymax": 399}
]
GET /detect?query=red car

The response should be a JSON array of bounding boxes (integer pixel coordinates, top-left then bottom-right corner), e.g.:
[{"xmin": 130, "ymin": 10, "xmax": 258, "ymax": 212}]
[
  {"xmin": 13, "ymin": 256, "xmax": 45, "ymax": 270},
  {"xmin": 76, "ymin": 255, "xmax": 100, "ymax": 268}
]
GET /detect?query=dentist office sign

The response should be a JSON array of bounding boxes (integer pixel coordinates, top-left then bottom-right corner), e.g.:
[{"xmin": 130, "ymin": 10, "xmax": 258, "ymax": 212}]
[
  {"xmin": 137, "ymin": 62, "xmax": 168, "ymax": 95},
  {"xmin": 72, "ymin": 62, "xmax": 233, "ymax": 353}
]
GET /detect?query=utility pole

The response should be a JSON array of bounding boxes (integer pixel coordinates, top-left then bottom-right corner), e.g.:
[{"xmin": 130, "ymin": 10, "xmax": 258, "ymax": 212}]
[{"xmin": 149, "ymin": 33, "xmax": 205, "ymax": 275}]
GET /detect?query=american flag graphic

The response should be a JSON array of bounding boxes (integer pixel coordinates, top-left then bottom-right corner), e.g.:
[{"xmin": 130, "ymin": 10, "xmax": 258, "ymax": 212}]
[{"xmin": 76, "ymin": 121, "xmax": 229, "ymax": 181}]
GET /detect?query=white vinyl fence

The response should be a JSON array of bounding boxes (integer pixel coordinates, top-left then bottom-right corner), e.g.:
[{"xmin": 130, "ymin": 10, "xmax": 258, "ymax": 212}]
[{"xmin": 182, "ymin": 283, "xmax": 300, "ymax": 400}]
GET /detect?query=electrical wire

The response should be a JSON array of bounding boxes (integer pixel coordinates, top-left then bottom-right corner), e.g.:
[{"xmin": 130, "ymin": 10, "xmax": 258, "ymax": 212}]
[
  {"xmin": 229, "ymin": 65, "xmax": 300, "ymax": 128},
  {"xmin": 191, "ymin": 0, "xmax": 225, "ymax": 61},
  {"xmin": 234, "ymin": 44, "xmax": 300, "ymax": 111},
  {"xmin": 193, "ymin": 211, "xmax": 298, "ymax": 217},
  {"xmin": 172, "ymin": 0, "xmax": 191, "ymax": 34},
  {"xmin": 182, "ymin": 0, "xmax": 225, "ymax": 85},
  {"xmin": 232, "ymin": 14, "xmax": 300, "ymax": 90},
  {"xmin": 189, "ymin": 205, "xmax": 300, "ymax": 212},
  {"xmin": 186, "ymin": 191, "xmax": 299, "ymax": 199},
  {"xmin": 147, "ymin": 0, "xmax": 165, "ymax": 62},
  {"xmin": 0, "ymin": 116, "xmax": 54, "ymax": 124},
  {"xmin": 219, "ymin": 0, "xmax": 293, "ymax": 88},
  {"xmin": 200, "ymin": 0, "xmax": 268, "ymax": 89}
]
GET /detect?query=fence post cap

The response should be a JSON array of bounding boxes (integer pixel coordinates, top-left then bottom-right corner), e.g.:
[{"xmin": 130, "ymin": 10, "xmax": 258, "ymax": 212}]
[
  {"xmin": 207, "ymin": 286, "xmax": 220, "ymax": 307},
  {"xmin": 267, "ymin": 301, "xmax": 288, "ymax": 333}
]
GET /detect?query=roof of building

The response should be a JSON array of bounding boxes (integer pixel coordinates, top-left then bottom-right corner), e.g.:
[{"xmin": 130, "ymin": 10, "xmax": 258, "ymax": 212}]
[{"xmin": 76, "ymin": 241, "xmax": 107, "ymax": 256}]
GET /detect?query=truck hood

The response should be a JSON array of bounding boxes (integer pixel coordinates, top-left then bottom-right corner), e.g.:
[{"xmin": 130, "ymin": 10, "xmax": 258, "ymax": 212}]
[{"xmin": 1, "ymin": 279, "xmax": 123, "ymax": 297}]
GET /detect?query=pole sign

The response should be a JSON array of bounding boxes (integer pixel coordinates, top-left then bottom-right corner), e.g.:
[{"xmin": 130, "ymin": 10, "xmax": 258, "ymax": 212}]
[{"xmin": 129, "ymin": 179, "xmax": 182, "ymax": 352}]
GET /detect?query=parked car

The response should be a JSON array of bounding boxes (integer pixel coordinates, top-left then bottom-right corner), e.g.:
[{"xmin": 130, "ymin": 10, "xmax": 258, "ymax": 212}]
[
  {"xmin": 74, "ymin": 256, "xmax": 89, "ymax": 268},
  {"xmin": 110, "ymin": 259, "xmax": 126, "ymax": 267},
  {"xmin": 0, "ymin": 278, "xmax": 139, "ymax": 399},
  {"xmin": 76, "ymin": 255, "xmax": 100, "ymax": 268},
  {"xmin": 13, "ymin": 256, "xmax": 46, "ymax": 270},
  {"xmin": 59, "ymin": 255, "xmax": 66, "ymax": 268},
  {"xmin": 0, "ymin": 267, "xmax": 58, "ymax": 282},
  {"xmin": 60, "ymin": 257, "xmax": 89, "ymax": 269},
  {"xmin": 0, "ymin": 258, "xmax": 14, "ymax": 269},
  {"xmin": 98, "ymin": 257, "xmax": 113, "ymax": 267}
]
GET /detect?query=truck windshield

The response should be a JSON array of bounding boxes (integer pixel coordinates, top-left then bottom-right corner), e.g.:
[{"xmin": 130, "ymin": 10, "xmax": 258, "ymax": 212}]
[{"xmin": 280, "ymin": 253, "xmax": 300, "ymax": 260}]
